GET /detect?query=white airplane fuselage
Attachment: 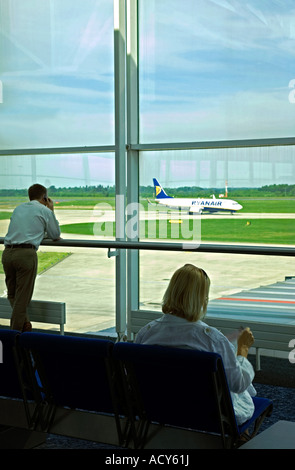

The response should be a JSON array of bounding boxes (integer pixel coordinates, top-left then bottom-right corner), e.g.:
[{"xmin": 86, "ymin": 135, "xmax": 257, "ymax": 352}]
[
  {"xmin": 155, "ymin": 197, "xmax": 243, "ymax": 214},
  {"xmin": 152, "ymin": 178, "xmax": 243, "ymax": 214}
]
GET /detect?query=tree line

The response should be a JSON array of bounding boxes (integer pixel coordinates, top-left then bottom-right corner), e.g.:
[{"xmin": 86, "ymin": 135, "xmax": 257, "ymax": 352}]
[{"xmin": 1, "ymin": 183, "xmax": 295, "ymax": 198}]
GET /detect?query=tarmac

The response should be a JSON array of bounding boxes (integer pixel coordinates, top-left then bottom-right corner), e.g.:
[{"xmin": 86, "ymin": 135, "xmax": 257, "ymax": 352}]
[{"xmin": 0, "ymin": 209, "xmax": 294, "ymax": 336}]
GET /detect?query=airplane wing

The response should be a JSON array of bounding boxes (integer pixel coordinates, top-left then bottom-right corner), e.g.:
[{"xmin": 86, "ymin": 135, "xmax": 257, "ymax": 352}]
[{"xmin": 147, "ymin": 198, "xmax": 157, "ymax": 206}]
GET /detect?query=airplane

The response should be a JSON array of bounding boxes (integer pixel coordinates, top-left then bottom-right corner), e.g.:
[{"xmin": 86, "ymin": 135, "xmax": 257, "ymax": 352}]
[{"xmin": 151, "ymin": 178, "xmax": 243, "ymax": 214}]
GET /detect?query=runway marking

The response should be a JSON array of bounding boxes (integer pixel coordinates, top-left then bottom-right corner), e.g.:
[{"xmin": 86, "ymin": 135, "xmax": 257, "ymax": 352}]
[{"xmin": 219, "ymin": 297, "xmax": 295, "ymax": 304}]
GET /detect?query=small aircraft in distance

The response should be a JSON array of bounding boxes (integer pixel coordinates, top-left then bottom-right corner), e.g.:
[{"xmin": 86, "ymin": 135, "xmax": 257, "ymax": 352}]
[{"xmin": 151, "ymin": 178, "xmax": 243, "ymax": 214}]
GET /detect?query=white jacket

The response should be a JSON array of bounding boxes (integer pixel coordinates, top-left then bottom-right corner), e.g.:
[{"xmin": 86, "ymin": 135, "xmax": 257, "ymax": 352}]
[{"xmin": 135, "ymin": 313, "xmax": 256, "ymax": 425}]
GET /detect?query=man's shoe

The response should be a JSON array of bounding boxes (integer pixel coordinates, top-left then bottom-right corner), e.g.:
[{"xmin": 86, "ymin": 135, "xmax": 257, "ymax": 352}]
[{"xmin": 22, "ymin": 322, "xmax": 32, "ymax": 332}]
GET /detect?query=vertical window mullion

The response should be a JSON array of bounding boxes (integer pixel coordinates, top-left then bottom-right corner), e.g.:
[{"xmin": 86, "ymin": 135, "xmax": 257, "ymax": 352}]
[{"xmin": 114, "ymin": 0, "xmax": 127, "ymax": 339}]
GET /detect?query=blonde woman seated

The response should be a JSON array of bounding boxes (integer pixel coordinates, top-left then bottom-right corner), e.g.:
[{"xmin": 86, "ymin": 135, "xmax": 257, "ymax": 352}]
[{"xmin": 135, "ymin": 263, "xmax": 256, "ymax": 425}]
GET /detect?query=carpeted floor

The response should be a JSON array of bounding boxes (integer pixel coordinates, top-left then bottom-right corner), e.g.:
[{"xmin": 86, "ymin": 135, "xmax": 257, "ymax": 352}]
[
  {"xmin": 249, "ymin": 354, "xmax": 295, "ymax": 389},
  {"xmin": 254, "ymin": 383, "xmax": 295, "ymax": 431},
  {"xmin": 250, "ymin": 353, "xmax": 295, "ymax": 433},
  {"xmin": 33, "ymin": 354, "xmax": 295, "ymax": 449},
  {"xmin": 35, "ymin": 435, "xmax": 122, "ymax": 449},
  {"xmin": 35, "ymin": 384, "xmax": 295, "ymax": 449}
]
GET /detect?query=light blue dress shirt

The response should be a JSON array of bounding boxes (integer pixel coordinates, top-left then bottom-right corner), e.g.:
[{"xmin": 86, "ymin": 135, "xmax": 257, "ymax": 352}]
[{"xmin": 4, "ymin": 200, "xmax": 61, "ymax": 250}]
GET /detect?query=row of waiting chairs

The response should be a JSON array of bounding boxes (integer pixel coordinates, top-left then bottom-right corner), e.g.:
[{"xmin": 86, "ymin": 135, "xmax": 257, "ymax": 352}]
[{"xmin": 0, "ymin": 329, "xmax": 273, "ymax": 449}]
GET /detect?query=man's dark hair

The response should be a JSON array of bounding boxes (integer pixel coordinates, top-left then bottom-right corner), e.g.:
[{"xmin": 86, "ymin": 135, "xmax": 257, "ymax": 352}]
[{"xmin": 28, "ymin": 184, "xmax": 47, "ymax": 201}]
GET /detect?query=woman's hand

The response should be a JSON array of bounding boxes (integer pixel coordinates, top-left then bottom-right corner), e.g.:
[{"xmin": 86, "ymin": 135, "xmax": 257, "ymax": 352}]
[{"xmin": 237, "ymin": 327, "xmax": 254, "ymax": 358}]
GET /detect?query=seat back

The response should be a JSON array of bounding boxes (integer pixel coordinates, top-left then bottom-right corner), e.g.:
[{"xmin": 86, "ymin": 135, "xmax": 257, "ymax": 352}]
[
  {"xmin": 113, "ymin": 343, "xmax": 238, "ymax": 439},
  {"xmin": 0, "ymin": 329, "xmax": 22, "ymax": 399},
  {"xmin": 18, "ymin": 333, "xmax": 115, "ymax": 414}
]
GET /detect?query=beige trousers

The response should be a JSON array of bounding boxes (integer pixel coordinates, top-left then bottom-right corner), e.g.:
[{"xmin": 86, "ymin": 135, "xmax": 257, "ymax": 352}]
[{"xmin": 2, "ymin": 246, "xmax": 38, "ymax": 331}]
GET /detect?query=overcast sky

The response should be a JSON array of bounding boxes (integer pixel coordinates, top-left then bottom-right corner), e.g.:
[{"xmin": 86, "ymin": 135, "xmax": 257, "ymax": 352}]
[{"xmin": 0, "ymin": 0, "xmax": 295, "ymax": 189}]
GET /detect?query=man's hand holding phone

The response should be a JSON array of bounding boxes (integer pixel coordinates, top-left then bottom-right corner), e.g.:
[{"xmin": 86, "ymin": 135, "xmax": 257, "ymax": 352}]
[{"xmin": 44, "ymin": 196, "xmax": 54, "ymax": 211}]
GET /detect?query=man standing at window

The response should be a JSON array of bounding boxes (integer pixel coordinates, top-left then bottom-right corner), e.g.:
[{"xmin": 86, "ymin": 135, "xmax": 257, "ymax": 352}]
[{"xmin": 2, "ymin": 184, "xmax": 61, "ymax": 332}]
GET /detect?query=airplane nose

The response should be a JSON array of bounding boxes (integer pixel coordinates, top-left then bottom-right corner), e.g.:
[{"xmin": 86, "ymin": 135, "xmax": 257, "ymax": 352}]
[{"xmin": 238, "ymin": 204, "xmax": 243, "ymax": 210}]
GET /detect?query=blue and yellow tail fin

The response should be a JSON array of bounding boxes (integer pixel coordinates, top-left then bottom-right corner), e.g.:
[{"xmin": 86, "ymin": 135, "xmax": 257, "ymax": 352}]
[{"xmin": 153, "ymin": 178, "xmax": 173, "ymax": 199}]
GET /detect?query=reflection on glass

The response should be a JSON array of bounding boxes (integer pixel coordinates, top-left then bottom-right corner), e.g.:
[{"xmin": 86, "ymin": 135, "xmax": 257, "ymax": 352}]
[
  {"xmin": 140, "ymin": 147, "xmax": 295, "ymax": 188},
  {"xmin": 0, "ymin": 0, "xmax": 114, "ymax": 148},
  {"xmin": 139, "ymin": 0, "xmax": 295, "ymax": 143},
  {"xmin": 0, "ymin": 153, "xmax": 115, "ymax": 189}
]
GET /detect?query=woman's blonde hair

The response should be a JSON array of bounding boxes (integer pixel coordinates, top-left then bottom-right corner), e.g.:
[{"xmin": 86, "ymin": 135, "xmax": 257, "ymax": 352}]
[{"xmin": 162, "ymin": 264, "xmax": 210, "ymax": 322}]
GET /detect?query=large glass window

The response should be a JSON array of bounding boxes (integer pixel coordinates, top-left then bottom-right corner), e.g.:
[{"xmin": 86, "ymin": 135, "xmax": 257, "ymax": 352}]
[
  {"xmin": 138, "ymin": 144, "xmax": 295, "ymax": 324},
  {"xmin": 139, "ymin": 146, "xmax": 295, "ymax": 246},
  {"xmin": 139, "ymin": 0, "xmax": 295, "ymax": 143},
  {"xmin": 139, "ymin": 251, "xmax": 295, "ymax": 313},
  {"xmin": 0, "ymin": 0, "xmax": 114, "ymax": 149},
  {"xmin": 0, "ymin": 244, "xmax": 116, "ymax": 334},
  {"xmin": 0, "ymin": 153, "xmax": 115, "ymax": 334},
  {"xmin": 0, "ymin": 1, "xmax": 295, "ymax": 338}
]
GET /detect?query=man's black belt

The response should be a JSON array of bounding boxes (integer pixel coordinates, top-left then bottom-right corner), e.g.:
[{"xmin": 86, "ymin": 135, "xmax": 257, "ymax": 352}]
[{"xmin": 6, "ymin": 244, "xmax": 36, "ymax": 249}]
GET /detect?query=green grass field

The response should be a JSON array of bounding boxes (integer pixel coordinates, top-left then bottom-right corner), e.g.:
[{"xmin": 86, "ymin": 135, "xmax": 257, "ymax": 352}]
[
  {"xmin": 200, "ymin": 218, "xmax": 295, "ymax": 244},
  {"xmin": 37, "ymin": 252, "xmax": 71, "ymax": 273},
  {"xmin": 60, "ymin": 218, "xmax": 295, "ymax": 245},
  {"xmin": 1, "ymin": 196, "xmax": 295, "ymax": 213},
  {"xmin": 237, "ymin": 198, "xmax": 295, "ymax": 213},
  {"xmin": 0, "ymin": 252, "xmax": 71, "ymax": 275},
  {"xmin": 0, "ymin": 212, "xmax": 12, "ymax": 220}
]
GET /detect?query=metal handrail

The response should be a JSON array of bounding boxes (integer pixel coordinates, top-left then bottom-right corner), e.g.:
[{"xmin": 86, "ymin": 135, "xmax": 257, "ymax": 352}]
[{"xmin": 1, "ymin": 237, "xmax": 294, "ymax": 256}]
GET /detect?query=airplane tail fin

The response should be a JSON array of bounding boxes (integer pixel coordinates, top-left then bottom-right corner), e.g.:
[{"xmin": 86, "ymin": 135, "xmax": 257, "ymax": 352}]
[{"xmin": 153, "ymin": 178, "xmax": 173, "ymax": 199}]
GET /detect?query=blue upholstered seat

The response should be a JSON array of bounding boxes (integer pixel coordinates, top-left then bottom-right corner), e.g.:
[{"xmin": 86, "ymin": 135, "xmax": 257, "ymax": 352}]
[
  {"xmin": 18, "ymin": 332, "xmax": 115, "ymax": 413},
  {"xmin": 113, "ymin": 342, "xmax": 273, "ymax": 448},
  {"xmin": 2, "ymin": 330, "xmax": 273, "ymax": 448}
]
